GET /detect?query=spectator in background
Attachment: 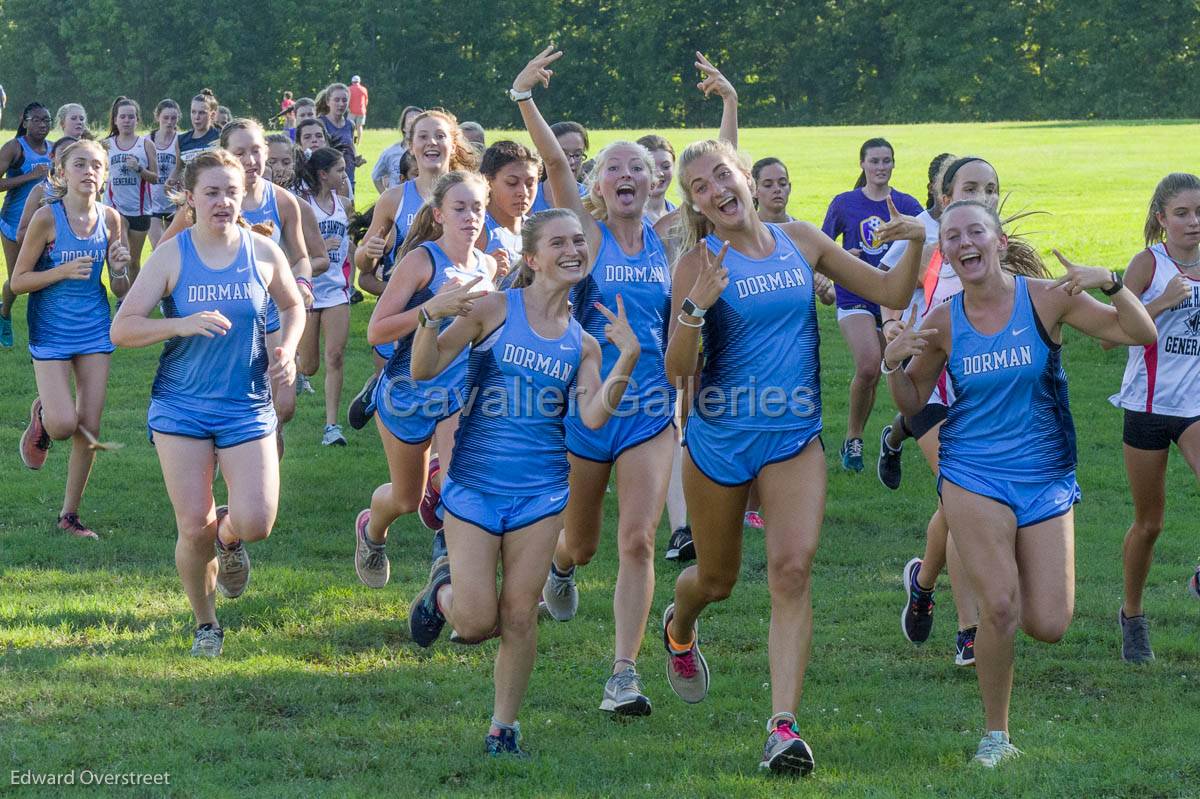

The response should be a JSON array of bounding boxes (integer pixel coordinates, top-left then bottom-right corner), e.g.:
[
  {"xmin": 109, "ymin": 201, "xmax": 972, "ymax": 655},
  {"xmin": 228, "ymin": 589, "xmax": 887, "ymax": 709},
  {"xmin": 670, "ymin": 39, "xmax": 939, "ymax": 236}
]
[
  {"xmin": 288, "ymin": 98, "xmax": 317, "ymax": 142},
  {"xmin": 349, "ymin": 75, "xmax": 368, "ymax": 145},
  {"xmin": 216, "ymin": 106, "xmax": 232, "ymax": 129},
  {"xmin": 281, "ymin": 91, "xmax": 296, "ymax": 136},
  {"xmin": 461, "ymin": 121, "xmax": 486, "ymax": 152},
  {"xmin": 372, "ymin": 105, "xmax": 423, "ymax": 192}
]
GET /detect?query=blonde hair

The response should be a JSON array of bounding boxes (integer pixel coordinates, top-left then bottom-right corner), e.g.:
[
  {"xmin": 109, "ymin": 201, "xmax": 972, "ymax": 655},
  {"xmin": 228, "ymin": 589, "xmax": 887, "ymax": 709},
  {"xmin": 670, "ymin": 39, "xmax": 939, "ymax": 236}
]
[
  {"xmin": 510, "ymin": 208, "xmax": 578, "ymax": 289},
  {"xmin": 939, "ymin": 200, "xmax": 1050, "ymax": 279},
  {"xmin": 55, "ymin": 103, "xmax": 87, "ymax": 133},
  {"xmin": 408, "ymin": 108, "xmax": 479, "ymax": 173},
  {"xmin": 315, "ymin": 83, "xmax": 349, "ymax": 117},
  {"xmin": 671, "ymin": 139, "xmax": 751, "ymax": 259},
  {"xmin": 581, "ymin": 140, "xmax": 654, "ymax": 220},
  {"xmin": 397, "ymin": 170, "xmax": 489, "ymax": 259},
  {"xmin": 43, "ymin": 139, "xmax": 107, "ymax": 203}
]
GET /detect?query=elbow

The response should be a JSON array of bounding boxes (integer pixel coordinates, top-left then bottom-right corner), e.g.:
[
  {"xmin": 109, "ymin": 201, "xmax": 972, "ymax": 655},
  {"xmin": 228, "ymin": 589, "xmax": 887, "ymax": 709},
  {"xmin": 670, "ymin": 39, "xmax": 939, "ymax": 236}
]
[
  {"xmin": 366, "ymin": 320, "xmax": 388, "ymax": 347},
  {"xmin": 1134, "ymin": 329, "xmax": 1158, "ymax": 347},
  {"xmin": 8, "ymin": 276, "xmax": 30, "ymax": 296},
  {"xmin": 311, "ymin": 257, "xmax": 330, "ymax": 276},
  {"xmin": 410, "ymin": 364, "xmax": 433, "ymax": 381},
  {"xmin": 109, "ymin": 321, "xmax": 131, "ymax": 348}
]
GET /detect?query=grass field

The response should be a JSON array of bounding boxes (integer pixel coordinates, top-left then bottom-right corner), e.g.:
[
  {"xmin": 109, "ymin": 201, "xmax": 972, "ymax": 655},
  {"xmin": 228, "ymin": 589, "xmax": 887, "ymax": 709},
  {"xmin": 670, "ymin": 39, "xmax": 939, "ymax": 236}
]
[{"xmin": 2, "ymin": 121, "xmax": 1199, "ymax": 798}]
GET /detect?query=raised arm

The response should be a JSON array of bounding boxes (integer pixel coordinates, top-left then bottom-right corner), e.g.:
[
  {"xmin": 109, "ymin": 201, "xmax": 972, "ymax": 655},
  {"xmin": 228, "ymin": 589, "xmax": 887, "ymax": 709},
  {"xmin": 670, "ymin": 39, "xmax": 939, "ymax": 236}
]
[
  {"xmin": 366, "ymin": 246, "xmax": 434, "ymax": 346},
  {"xmin": 666, "ymin": 242, "xmax": 728, "ymax": 385},
  {"xmin": 353, "ymin": 186, "xmax": 401, "ymax": 275},
  {"xmin": 694, "ymin": 52, "xmax": 738, "ymax": 149}
]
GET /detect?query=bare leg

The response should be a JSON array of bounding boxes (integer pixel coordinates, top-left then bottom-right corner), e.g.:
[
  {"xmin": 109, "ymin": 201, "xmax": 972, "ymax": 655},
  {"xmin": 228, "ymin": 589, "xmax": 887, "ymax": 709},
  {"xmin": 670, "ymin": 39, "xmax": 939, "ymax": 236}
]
[
  {"xmin": 320, "ymin": 304, "xmax": 350, "ymax": 426},
  {"xmin": 1120, "ymin": 445, "xmax": 1168, "ymax": 617},
  {"xmin": 838, "ymin": 312, "xmax": 883, "ymax": 441},
  {"xmin": 62, "ymin": 354, "xmax": 111, "ymax": 516},
  {"xmin": 154, "ymin": 434, "xmax": 220, "ymax": 627}
]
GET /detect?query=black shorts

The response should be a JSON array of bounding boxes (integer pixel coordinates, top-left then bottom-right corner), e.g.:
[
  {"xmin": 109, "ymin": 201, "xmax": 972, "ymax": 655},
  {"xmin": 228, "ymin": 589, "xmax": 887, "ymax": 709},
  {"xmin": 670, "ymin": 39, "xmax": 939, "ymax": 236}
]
[
  {"xmin": 150, "ymin": 211, "xmax": 174, "ymax": 223},
  {"xmin": 122, "ymin": 214, "xmax": 151, "ymax": 233},
  {"xmin": 906, "ymin": 402, "xmax": 948, "ymax": 441},
  {"xmin": 1123, "ymin": 409, "xmax": 1200, "ymax": 451}
]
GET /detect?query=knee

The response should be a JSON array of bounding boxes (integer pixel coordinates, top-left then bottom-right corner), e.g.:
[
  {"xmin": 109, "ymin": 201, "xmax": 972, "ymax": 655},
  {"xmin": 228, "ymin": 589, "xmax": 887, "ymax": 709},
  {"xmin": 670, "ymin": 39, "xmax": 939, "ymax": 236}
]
[
  {"xmin": 696, "ymin": 569, "xmax": 738, "ymax": 604},
  {"xmin": 326, "ymin": 348, "xmax": 345, "ymax": 371},
  {"xmin": 298, "ymin": 356, "xmax": 318, "ymax": 377},
  {"xmin": 176, "ymin": 514, "xmax": 216, "ymax": 547},
  {"xmin": 498, "ymin": 599, "xmax": 538, "ymax": 639},
  {"xmin": 228, "ymin": 509, "xmax": 274, "ymax": 543},
  {"xmin": 855, "ymin": 358, "xmax": 881, "ymax": 383},
  {"xmin": 1127, "ymin": 518, "xmax": 1164, "ymax": 542},
  {"xmin": 564, "ymin": 532, "xmax": 598, "ymax": 567},
  {"xmin": 455, "ymin": 605, "xmax": 501, "ymax": 643},
  {"xmin": 43, "ymin": 409, "xmax": 79, "ymax": 441},
  {"xmin": 275, "ymin": 395, "xmax": 296, "ymax": 423},
  {"xmin": 616, "ymin": 525, "xmax": 655, "ymax": 565},
  {"xmin": 1023, "ymin": 605, "xmax": 1073, "ymax": 643},
  {"xmin": 767, "ymin": 552, "xmax": 816, "ymax": 597},
  {"xmin": 978, "ymin": 589, "xmax": 1021, "ymax": 636}
]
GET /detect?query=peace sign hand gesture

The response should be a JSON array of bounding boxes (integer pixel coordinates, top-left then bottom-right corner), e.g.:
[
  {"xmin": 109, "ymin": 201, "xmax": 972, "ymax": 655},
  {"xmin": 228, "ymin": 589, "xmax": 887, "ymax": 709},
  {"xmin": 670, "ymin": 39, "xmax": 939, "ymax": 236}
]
[
  {"xmin": 687, "ymin": 241, "xmax": 731, "ymax": 311},
  {"xmin": 1051, "ymin": 249, "xmax": 1118, "ymax": 296},
  {"xmin": 883, "ymin": 304, "xmax": 938, "ymax": 370},
  {"xmin": 514, "ymin": 46, "xmax": 564, "ymax": 94},
  {"xmin": 423, "ymin": 275, "xmax": 488, "ymax": 320},
  {"xmin": 695, "ymin": 52, "xmax": 736, "ymax": 100},
  {"xmin": 596, "ymin": 294, "xmax": 639, "ymax": 358},
  {"xmin": 873, "ymin": 195, "xmax": 926, "ymax": 246}
]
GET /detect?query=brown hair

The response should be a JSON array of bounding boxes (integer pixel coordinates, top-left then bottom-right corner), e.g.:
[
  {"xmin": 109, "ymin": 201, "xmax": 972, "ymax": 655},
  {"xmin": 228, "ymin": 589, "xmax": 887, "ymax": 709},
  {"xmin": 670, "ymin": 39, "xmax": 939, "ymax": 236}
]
[
  {"xmin": 1144, "ymin": 173, "xmax": 1200, "ymax": 247},
  {"xmin": 637, "ymin": 134, "xmax": 675, "ymax": 160},
  {"xmin": 510, "ymin": 208, "xmax": 578, "ymax": 289},
  {"xmin": 408, "ymin": 108, "xmax": 479, "ymax": 172},
  {"xmin": 166, "ymin": 148, "xmax": 246, "ymax": 210},
  {"xmin": 193, "ymin": 88, "xmax": 219, "ymax": 114},
  {"xmin": 397, "ymin": 170, "xmax": 489, "ymax": 259},
  {"xmin": 106, "ymin": 96, "xmax": 141, "ymax": 138},
  {"xmin": 939, "ymin": 200, "xmax": 1049, "ymax": 279},
  {"xmin": 218, "ymin": 117, "xmax": 265, "ymax": 150}
]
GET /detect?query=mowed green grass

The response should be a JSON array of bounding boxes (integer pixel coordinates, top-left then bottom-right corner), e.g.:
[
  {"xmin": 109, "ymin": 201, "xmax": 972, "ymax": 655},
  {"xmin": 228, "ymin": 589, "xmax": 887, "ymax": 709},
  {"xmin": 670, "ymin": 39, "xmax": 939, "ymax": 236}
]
[{"xmin": 2, "ymin": 121, "xmax": 1198, "ymax": 798}]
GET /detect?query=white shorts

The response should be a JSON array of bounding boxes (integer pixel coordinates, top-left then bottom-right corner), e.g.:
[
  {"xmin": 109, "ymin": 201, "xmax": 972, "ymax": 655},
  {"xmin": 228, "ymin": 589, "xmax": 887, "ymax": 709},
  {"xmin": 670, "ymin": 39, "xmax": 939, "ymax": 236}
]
[{"xmin": 349, "ymin": 113, "xmax": 366, "ymax": 127}]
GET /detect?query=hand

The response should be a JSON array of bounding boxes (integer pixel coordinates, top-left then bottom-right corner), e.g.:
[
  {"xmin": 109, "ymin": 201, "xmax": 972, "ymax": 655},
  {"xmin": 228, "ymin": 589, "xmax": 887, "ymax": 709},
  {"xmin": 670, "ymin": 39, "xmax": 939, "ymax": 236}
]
[
  {"xmin": 883, "ymin": 304, "xmax": 937, "ymax": 368},
  {"xmin": 176, "ymin": 310, "xmax": 231, "ymax": 338},
  {"xmin": 297, "ymin": 280, "xmax": 314, "ymax": 309},
  {"xmin": 323, "ymin": 236, "xmax": 343, "ymax": 254},
  {"xmin": 687, "ymin": 241, "xmax": 731, "ymax": 310},
  {"xmin": 873, "ymin": 196, "xmax": 926, "ymax": 245},
  {"xmin": 30, "ymin": 163, "xmax": 50, "ymax": 180},
  {"xmin": 514, "ymin": 45, "xmax": 563, "ymax": 93},
  {"xmin": 354, "ymin": 155, "xmax": 367, "ymax": 167},
  {"xmin": 361, "ymin": 234, "xmax": 388, "ymax": 260},
  {"xmin": 882, "ymin": 317, "xmax": 905, "ymax": 344},
  {"xmin": 491, "ymin": 248, "xmax": 511, "ymax": 279},
  {"xmin": 1160, "ymin": 273, "xmax": 1192, "ymax": 307},
  {"xmin": 1051, "ymin": 249, "xmax": 1116, "ymax": 296},
  {"xmin": 57, "ymin": 255, "xmax": 95, "ymax": 281},
  {"xmin": 597, "ymin": 295, "xmax": 639, "ymax": 358},
  {"xmin": 107, "ymin": 240, "xmax": 131, "ymax": 273},
  {"xmin": 124, "ymin": 156, "xmax": 140, "ymax": 173},
  {"xmin": 812, "ymin": 271, "xmax": 835, "ymax": 304},
  {"xmin": 695, "ymin": 52, "xmax": 736, "ymax": 100},
  {"xmin": 424, "ymin": 275, "xmax": 488, "ymax": 320},
  {"xmin": 270, "ymin": 346, "xmax": 296, "ymax": 385}
]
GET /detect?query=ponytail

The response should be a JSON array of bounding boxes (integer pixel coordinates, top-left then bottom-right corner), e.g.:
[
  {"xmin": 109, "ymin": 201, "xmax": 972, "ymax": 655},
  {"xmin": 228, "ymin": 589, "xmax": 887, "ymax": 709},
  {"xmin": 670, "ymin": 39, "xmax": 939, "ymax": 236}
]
[{"xmin": 1143, "ymin": 172, "xmax": 1200, "ymax": 247}]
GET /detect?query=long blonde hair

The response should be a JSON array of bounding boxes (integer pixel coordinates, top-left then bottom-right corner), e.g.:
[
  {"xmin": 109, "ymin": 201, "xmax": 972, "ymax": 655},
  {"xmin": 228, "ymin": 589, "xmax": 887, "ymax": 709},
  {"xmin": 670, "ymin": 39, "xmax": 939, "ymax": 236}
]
[
  {"xmin": 581, "ymin": 140, "xmax": 654, "ymax": 220},
  {"xmin": 670, "ymin": 139, "xmax": 751, "ymax": 259},
  {"xmin": 43, "ymin": 139, "xmax": 107, "ymax": 204}
]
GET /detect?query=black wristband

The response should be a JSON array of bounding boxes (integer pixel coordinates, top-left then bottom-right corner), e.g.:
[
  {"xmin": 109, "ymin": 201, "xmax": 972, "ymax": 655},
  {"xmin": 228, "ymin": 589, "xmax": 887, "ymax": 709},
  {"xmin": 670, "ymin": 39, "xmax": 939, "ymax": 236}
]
[{"xmin": 1102, "ymin": 270, "xmax": 1123, "ymax": 296}]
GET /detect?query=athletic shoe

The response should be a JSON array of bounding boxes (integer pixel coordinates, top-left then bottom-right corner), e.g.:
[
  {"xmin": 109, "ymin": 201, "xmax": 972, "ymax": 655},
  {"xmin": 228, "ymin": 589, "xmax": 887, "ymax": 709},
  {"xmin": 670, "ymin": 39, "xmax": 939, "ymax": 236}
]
[
  {"xmin": 877, "ymin": 425, "xmax": 903, "ymax": 490},
  {"xmin": 759, "ymin": 719, "xmax": 815, "ymax": 776},
  {"xmin": 901, "ymin": 557, "xmax": 935, "ymax": 644},
  {"xmin": 1119, "ymin": 609, "xmax": 1154, "ymax": 664},
  {"xmin": 600, "ymin": 668, "xmax": 652, "ymax": 716},
  {"xmin": 347, "ymin": 373, "xmax": 379, "ymax": 430},
  {"xmin": 353, "ymin": 509, "xmax": 390, "ymax": 588},
  {"xmin": 190, "ymin": 624, "xmax": 224, "ymax": 658},
  {"xmin": 665, "ymin": 525, "xmax": 695, "ymax": 562},
  {"xmin": 57, "ymin": 513, "xmax": 99, "ymax": 540},
  {"xmin": 321, "ymin": 423, "xmax": 348, "ymax": 447},
  {"xmin": 972, "ymin": 731, "xmax": 1021, "ymax": 768},
  {"xmin": 955, "ymin": 626, "xmax": 977, "ymax": 667},
  {"xmin": 214, "ymin": 507, "xmax": 250, "ymax": 599},
  {"xmin": 430, "ymin": 528, "xmax": 447, "ymax": 563},
  {"xmin": 1188, "ymin": 566, "xmax": 1200, "ymax": 600},
  {"xmin": 662, "ymin": 603, "xmax": 709, "ymax": 704},
  {"xmin": 418, "ymin": 456, "xmax": 442, "ymax": 531},
  {"xmin": 20, "ymin": 398, "xmax": 51, "ymax": 470},
  {"xmin": 485, "ymin": 726, "xmax": 528, "ymax": 758},
  {"xmin": 408, "ymin": 555, "xmax": 450, "ymax": 647},
  {"xmin": 541, "ymin": 564, "xmax": 578, "ymax": 622},
  {"xmin": 744, "ymin": 510, "xmax": 764, "ymax": 530},
  {"xmin": 296, "ymin": 373, "xmax": 315, "ymax": 395},
  {"xmin": 840, "ymin": 438, "xmax": 865, "ymax": 472},
  {"xmin": 0, "ymin": 315, "xmax": 12, "ymax": 348},
  {"xmin": 349, "ymin": 289, "xmax": 364, "ymax": 305}
]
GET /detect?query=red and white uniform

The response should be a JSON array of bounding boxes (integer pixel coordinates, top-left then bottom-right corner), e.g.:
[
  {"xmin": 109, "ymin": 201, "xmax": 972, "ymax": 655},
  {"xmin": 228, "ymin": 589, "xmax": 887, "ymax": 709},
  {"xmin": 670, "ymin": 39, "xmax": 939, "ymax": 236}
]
[
  {"xmin": 105, "ymin": 136, "xmax": 151, "ymax": 216},
  {"xmin": 1111, "ymin": 243, "xmax": 1200, "ymax": 416},
  {"xmin": 308, "ymin": 193, "xmax": 352, "ymax": 309}
]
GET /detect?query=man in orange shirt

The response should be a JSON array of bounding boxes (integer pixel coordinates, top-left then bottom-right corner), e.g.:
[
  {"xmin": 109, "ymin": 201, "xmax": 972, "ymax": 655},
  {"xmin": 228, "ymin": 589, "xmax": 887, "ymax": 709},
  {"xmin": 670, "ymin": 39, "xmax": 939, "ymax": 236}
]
[{"xmin": 349, "ymin": 75, "xmax": 368, "ymax": 144}]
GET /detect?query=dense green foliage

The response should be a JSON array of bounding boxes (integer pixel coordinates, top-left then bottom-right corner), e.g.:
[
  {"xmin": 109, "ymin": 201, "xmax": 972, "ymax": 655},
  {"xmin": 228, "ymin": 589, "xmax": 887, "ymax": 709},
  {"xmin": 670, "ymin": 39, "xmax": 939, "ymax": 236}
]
[{"xmin": 1, "ymin": 1, "xmax": 1198, "ymax": 130}]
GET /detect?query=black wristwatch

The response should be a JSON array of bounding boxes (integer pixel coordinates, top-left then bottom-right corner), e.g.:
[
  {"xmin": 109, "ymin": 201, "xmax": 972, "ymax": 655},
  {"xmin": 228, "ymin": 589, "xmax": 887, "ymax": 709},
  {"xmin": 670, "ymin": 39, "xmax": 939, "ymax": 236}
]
[{"xmin": 1101, "ymin": 270, "xmax": 1123, "ymax": 296}]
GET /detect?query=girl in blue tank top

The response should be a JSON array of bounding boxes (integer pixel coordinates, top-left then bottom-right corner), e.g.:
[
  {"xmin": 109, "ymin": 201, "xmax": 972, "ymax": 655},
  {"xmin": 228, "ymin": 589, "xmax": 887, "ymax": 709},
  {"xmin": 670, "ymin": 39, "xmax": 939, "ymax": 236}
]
[
  {"xmin": 355, "ymin": 171, "xmax": 497, "ymax": 590},
  {"xmin": 883, "ymin": 199, "xmax": 1156, "ymax": 767},
  {"xmin": 401, "ymin": 208, "xmax": 640, "ymax": 757},
  {"xmin": 0, "ymin": 102, "xmax": 53, "ymax": 346},
  {"xmin": 353, "ymin": 111, "xmax": 476, "ymax": 415},
  {"xmin": 512, "ymin": 48, "xmax": 743, "ymax": 722},
  {"xmin": 111, "ymin": 148, "xmax": 305, "ymax": 659},
  {"xmin": 10, "ymin": 138, "xmax": 132, "ymax": 540},
  {"xmin": 662, "ymin": 136, "xmax": 928, "ymax": 774}
]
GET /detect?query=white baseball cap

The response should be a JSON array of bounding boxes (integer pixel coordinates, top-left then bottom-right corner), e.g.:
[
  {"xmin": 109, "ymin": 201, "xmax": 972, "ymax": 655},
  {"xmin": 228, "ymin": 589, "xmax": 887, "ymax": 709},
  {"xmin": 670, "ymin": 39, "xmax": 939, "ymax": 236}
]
[{"xmin": 351, "ymin": 75, "xmax": 361, "ymax": 83}]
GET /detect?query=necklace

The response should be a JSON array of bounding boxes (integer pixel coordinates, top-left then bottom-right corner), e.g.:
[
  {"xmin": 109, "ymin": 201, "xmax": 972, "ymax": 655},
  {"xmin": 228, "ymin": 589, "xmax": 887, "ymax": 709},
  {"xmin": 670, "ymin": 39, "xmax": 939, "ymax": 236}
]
[{"xmin": 1165, "ymin": 244, "xmax": 1200, "ymax": 269}]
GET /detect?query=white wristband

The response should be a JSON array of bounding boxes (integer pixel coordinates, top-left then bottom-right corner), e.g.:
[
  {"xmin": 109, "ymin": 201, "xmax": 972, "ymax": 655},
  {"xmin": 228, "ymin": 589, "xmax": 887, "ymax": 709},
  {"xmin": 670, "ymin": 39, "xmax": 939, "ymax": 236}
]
[
  {"xmin": 676, "ymin": 313, "xmax": 704, "ymax": 329},
  {"xmin": 880, "ymin": 357, "xmax": 901, "ymax": 375}
]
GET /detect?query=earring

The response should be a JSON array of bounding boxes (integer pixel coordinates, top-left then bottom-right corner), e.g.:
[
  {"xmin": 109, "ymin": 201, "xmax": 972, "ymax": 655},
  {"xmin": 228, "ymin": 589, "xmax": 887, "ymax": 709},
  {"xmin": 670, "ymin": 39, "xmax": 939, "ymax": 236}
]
[{"xmin": 692, "ymin": 204, "xmax": 701, "ymax": 213}]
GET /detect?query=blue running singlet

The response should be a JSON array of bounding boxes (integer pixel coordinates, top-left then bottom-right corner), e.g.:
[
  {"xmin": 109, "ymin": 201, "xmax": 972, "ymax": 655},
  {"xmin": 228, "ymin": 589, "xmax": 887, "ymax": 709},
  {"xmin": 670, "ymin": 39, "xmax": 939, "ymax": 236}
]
[
  {"xmin": 694, "ymin": 224, "xmax": 821, "ymax": 431},
  {"xmin": 374, "ymin": 241, "xmax": 494, "ymax": 443},
  {"xmin": 449, "ymin": 288, "xmax": 583, "ymax": 495},
  {"xmin": 381, "ymin": 180, "xmax": 425, "ymax": 280},
  {"xmin": 242, "ymin": 181, "xmax": 284, "ymax": 333},
  {"xmin": 27, "ymin": 202, "xmax": 113, "ymax": 360},
  {"xmin": 1, "ymin": 136, "xmax": 53, "ymax": 240},
  {"xmin": 939, "ymin": 276, "xmax": 1077, "ymax": 482}
]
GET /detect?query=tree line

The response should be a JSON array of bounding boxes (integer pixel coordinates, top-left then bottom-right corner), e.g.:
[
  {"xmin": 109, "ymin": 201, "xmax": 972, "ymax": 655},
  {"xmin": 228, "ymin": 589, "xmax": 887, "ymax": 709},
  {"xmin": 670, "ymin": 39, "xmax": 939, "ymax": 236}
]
[{"xmin": 1, "ymin": 0, "xmax": 1196, "ymax": 131}]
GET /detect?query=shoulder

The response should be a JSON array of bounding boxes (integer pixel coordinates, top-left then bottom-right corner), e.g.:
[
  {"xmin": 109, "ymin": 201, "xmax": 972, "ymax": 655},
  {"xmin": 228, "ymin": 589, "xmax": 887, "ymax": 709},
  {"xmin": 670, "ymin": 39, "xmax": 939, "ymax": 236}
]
[
  {"xmin": 581, "ymin": 330, "xmax": 603, "ymax": 359},
  {"xmin": 1125, "ymin": 247, "xmax": 1158, "ymax": 277},
  {"xmin": 27, "ymin": 203, "xmax": 56, "ymax": 232},
  {"xmin": 102, "ymin": 204, "xmax": 124, "ymax": 230},
  {"xmin": 249, "ymin": 229, "xmax": 288, "ymax": 263},
  {"xmin": 653, "ymin": 209, "xmax": 679, "ymax": 240},
  {"xmin": 674, "ymin": 241, "xmax": 710, "ymax": 278},
  {"xmin": 826, "ymin": 190, "xmax": 855, "ymax": 208},
  {"xmin": 780, "ymin": 219, "xmax": 823, "ymax": 244}
]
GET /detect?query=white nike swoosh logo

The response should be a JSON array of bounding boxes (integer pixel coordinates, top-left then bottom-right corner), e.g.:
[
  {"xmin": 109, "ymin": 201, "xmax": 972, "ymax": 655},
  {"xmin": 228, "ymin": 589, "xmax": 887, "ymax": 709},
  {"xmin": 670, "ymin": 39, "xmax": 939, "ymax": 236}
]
[
  {"xmin": 549, "ymin": 495, "xmax": 566, "ymax": 503},
  {"xmin": 1012, "ymin": 327, "xmax": 1028, "ymax": 336},
  {"xmin": 559, "ymin": 344, "xmax": 575, "ymax": 351}
]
